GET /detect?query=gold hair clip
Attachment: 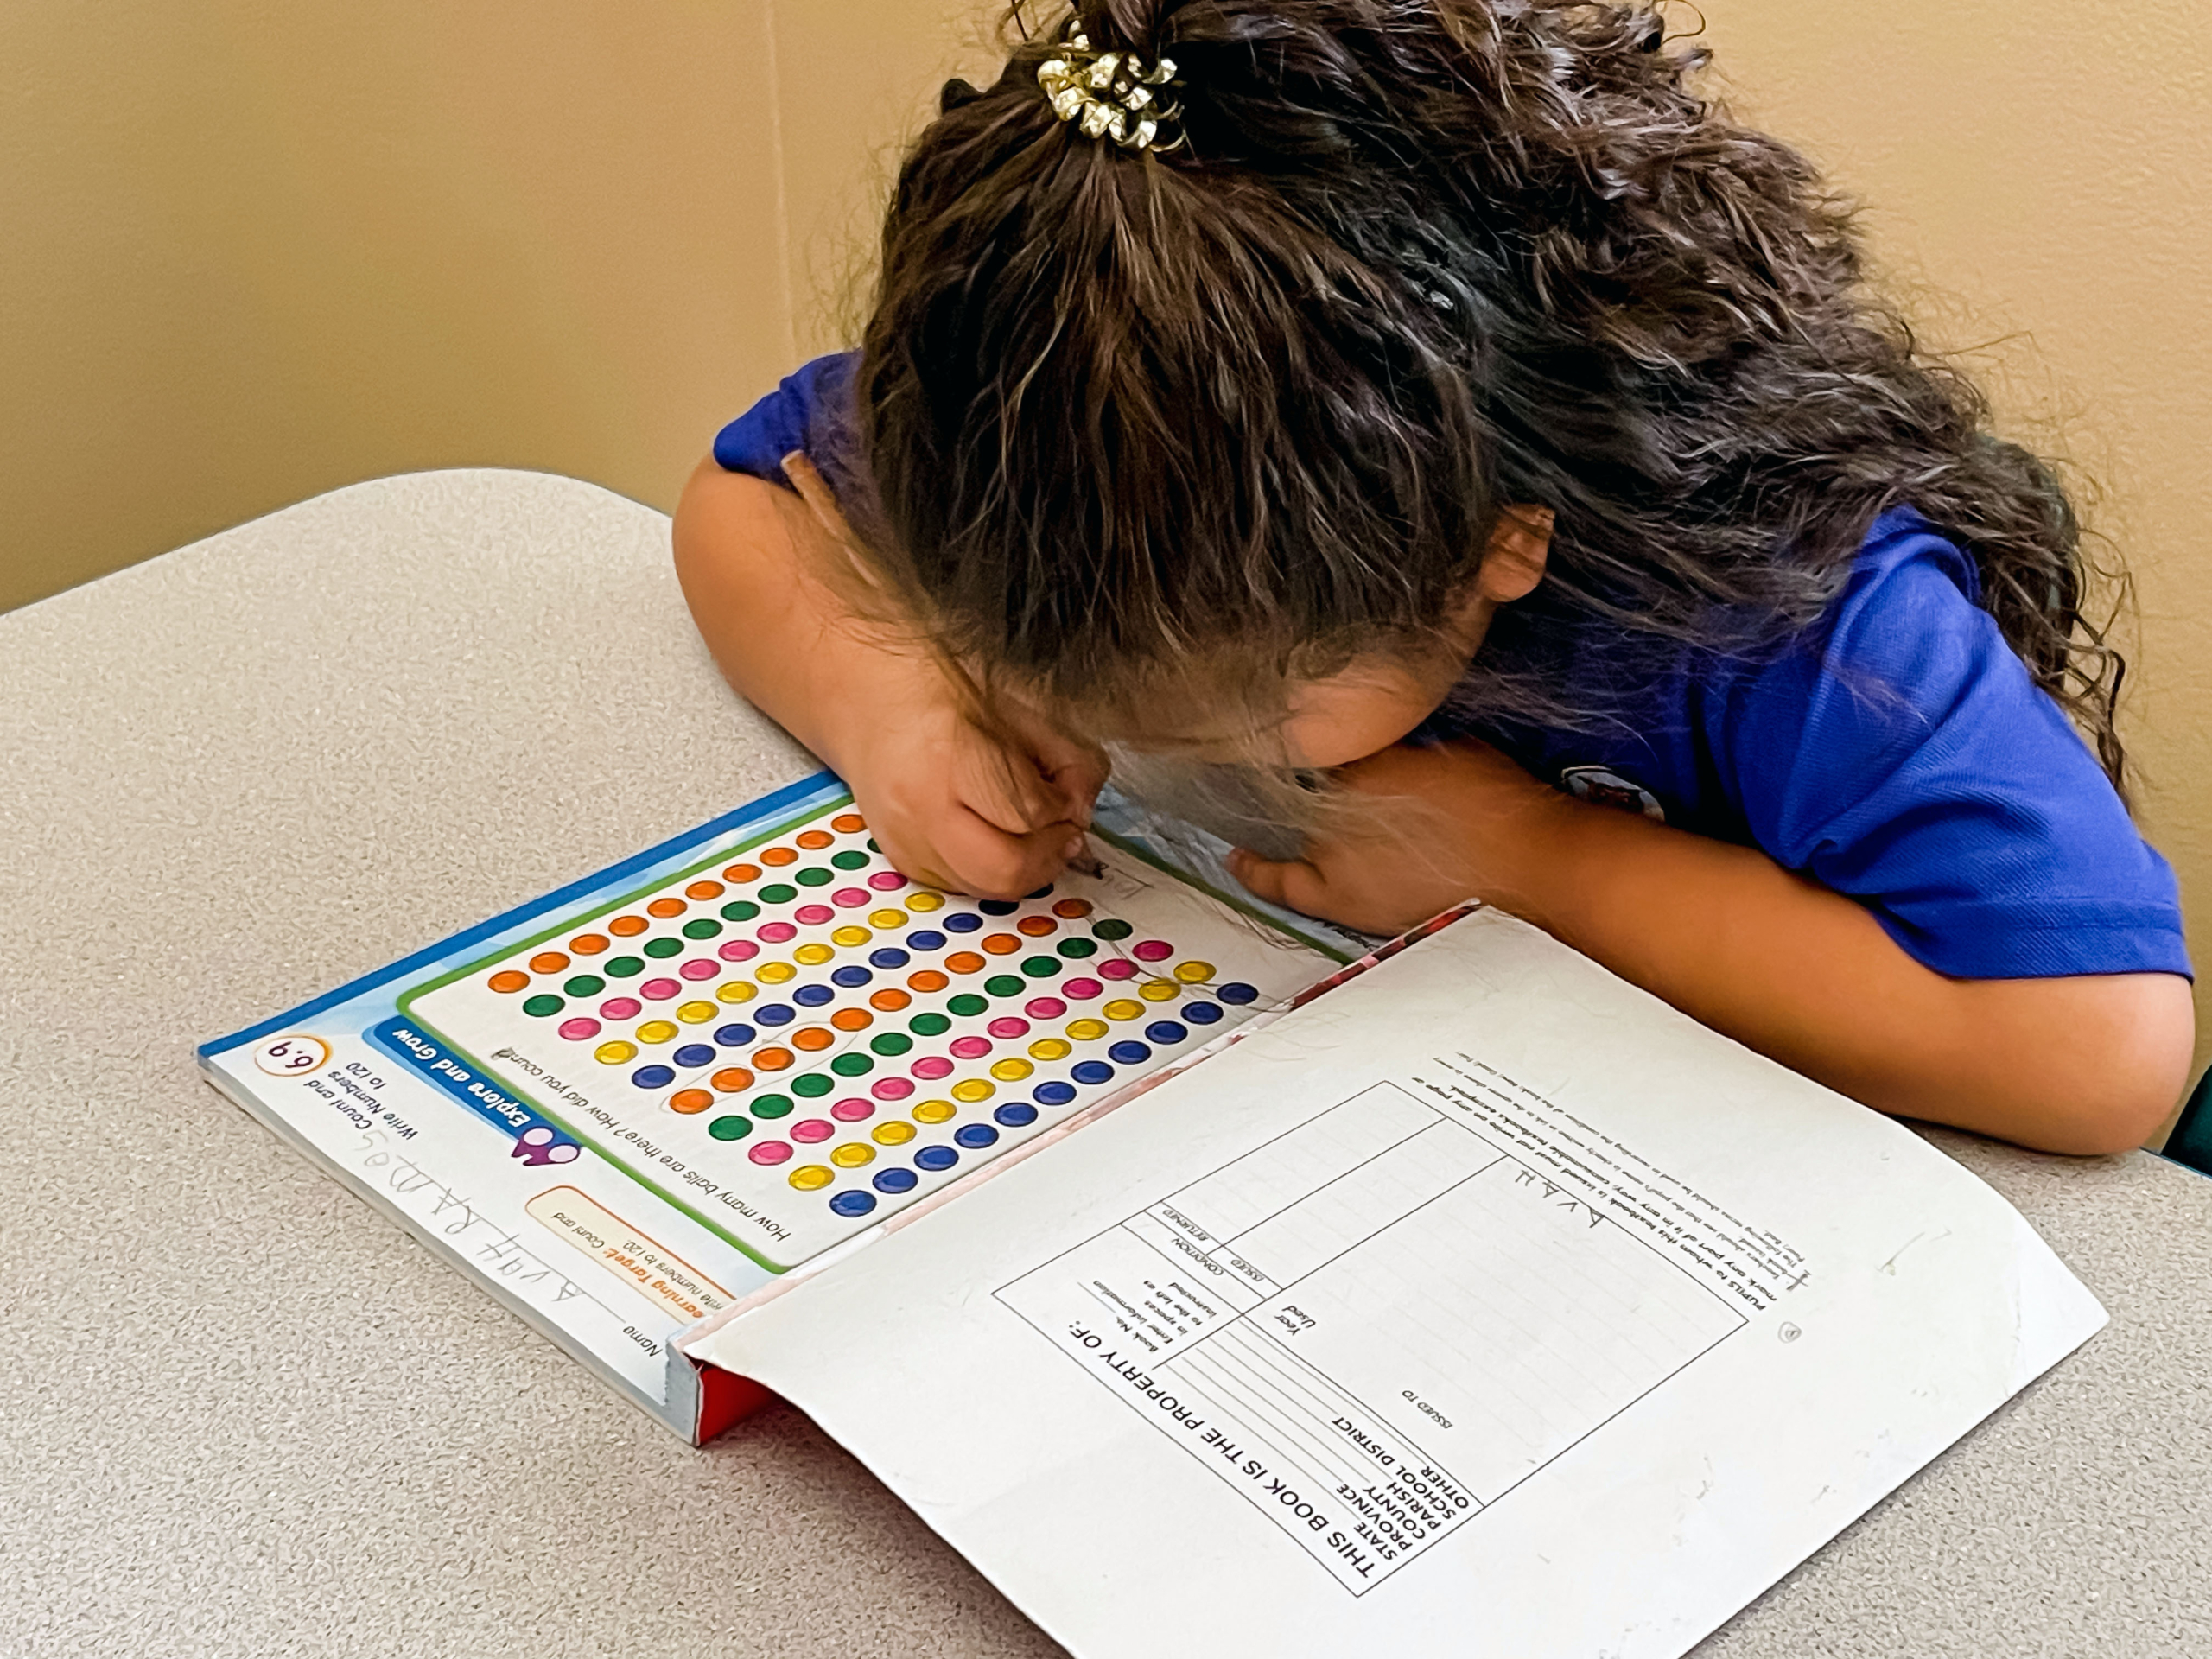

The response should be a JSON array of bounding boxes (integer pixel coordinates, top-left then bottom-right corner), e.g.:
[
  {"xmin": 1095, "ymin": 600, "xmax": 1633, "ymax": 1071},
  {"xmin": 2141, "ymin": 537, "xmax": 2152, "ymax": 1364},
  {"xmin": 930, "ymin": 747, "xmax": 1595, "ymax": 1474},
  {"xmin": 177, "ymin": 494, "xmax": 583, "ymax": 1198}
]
[{"xmin": 1037, "ymin": 29, "xmax": 1183, "ymax": 151}]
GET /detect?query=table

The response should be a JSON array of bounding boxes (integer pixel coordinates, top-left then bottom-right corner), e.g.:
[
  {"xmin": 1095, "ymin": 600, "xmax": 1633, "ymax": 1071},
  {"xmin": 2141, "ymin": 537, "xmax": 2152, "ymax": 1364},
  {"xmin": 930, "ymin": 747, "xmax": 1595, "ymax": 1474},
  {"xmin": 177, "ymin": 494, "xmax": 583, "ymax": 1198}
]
[{"xmin": 2, "ymin": 470, "xmax": 2205, "ymax": 1657}]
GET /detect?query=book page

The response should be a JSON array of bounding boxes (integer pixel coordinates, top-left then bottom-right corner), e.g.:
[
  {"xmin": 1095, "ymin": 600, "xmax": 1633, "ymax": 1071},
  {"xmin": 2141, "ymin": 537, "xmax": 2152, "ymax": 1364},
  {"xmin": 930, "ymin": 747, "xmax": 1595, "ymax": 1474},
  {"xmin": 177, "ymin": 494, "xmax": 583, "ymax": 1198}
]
[{"xmin": 690, "ymin": 909, "xmax": 2106, "ymax": 1658}]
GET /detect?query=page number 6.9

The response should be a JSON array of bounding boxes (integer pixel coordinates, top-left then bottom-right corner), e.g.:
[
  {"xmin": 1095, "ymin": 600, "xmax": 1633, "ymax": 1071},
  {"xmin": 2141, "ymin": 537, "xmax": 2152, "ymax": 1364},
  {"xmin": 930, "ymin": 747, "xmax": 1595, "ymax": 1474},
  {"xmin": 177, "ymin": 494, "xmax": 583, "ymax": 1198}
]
[{"xmin": 253, "ymin": 1034, "xmax": 332, "ymax": 1077}]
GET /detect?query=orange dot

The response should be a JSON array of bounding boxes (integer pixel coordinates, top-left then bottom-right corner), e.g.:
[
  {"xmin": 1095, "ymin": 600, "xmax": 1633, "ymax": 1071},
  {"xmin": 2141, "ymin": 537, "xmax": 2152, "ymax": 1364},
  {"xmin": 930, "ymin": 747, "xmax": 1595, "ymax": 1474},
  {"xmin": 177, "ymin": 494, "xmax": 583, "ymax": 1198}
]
[
  {"xmin": 646, "ymin": 897, "xmax": 687, "ymax": 918},
  {"xmin": 1052, "ymin": 898, "xmax": 1095, "ymax": 919},
  {"xmin": 529, "ymin": 951, "xmax": 571, "ymax": 975},
  {"xmin": 711, "ymin": 1066, "xmax": 754, "ymax": 1093},
  {"xmin": 981, "ymin": 933, "xmax": 1021, "ymax": 956},
  {"xmin": 760, "ymin": 846, "xmax": 798, "ymax": 867},
  {"xmin": 569, "ymin": 933, "xmax": 609, "ymax": 955},
  {"xmin": 796, "ymin": 830, "xmax": 834, "ymax": 850},
  {"xmin": 832, "ymin": 813, "xmax": 867, "ymax": 834},
  {"xmin": 685, "ymin": 880, "xmax": 726, "ymax": 900},
  {"xmin": 669, "ymin": 1089, "xmax": 714, "ymax": 1115},
  {"xmin": 791, "ymin": 1027, "xmax": 835, "ymax": 1052},
  {"xmin": 906, "ymin": 970, "xmax": 949, "ymax": 994},
  {"xmin": 723, "ymin": 862, "xmax": 760, "ymax": 883},
  {"xmin": 753, "ymin": 1046, "xmax": 793, "ymax": 1071},
  {"xmin": 870, "ymin": 988, "xmax": 912, "ymax": 1013},
  {"xmin": 946, "ymin": 951, "xmax": 987, "ymax": 975},
  {"xmin": 487, "ymin": 970, "xmax": 530, "ymax": 994},
  {"xmin": 830, "ymin": 1007, "xmax": 873, "ymax": 1032},
  {"xmin": 1017, "ymin": 916, "xmax": 1057, "ymax": 937},
  {"xmin": 608, "ymin": 915, "xmax": 648, "ymax": 937}
]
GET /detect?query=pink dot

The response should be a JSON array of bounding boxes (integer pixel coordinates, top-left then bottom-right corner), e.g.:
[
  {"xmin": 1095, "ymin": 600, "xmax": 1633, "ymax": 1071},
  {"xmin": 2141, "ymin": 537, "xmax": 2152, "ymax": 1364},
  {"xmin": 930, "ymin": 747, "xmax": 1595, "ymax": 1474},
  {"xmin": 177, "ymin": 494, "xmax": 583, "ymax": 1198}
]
[
  {"xmin": 911, "ymin": 1056, "xmax": 954, "ymax": 1080},
  {"xmin": 600, "ymin": 997, "xmax": 642, "ymax": 1020},
  {"xmin": 1061, "ymin": 978, "xmax": 1103, "ymax": 1001},
  {"xmin": 1025, "ymin": 997, "xmax": 1068, "ymax": 1020},
  {"xmin": 794, "ymin": 904, "xmax": 835, "ymax": 926},
  {"xmin": 719, "ymin": 938, "xmax": 760, "ymax": 962},
  {"xmin": 988, "ymin": 1017, "xmax": 1030, "ymax": 1039},
  {"xmin": 790, "ymin": 1118, "xmax": 834, "ymax": 1144},
  {"xmin": 758, "ymin": 921, "xmax": 798, "ymax": 944},
  {"xmin": 1097, "ymin": 958, "xmax": 1137, "ymax": 981},
  {"xmin": 1131, "ymin": 939, "xmax": 1174, "ymax": 963},
  {"xmin": 557, "ymin": 1017, "xmax": 601, "ymax": 1041},
  {"xmin": 832, "ymin": 887, "xmax": 869, "ymax": 908},
  {"xmin": 748, "ymin": 1141, "xmax": 792, "ymax": 1166},
  {"xmin": 949, "ymin": 1035, "xmax": 993, "ymax": 1059},
  {"xmin": 679, "ymin": 958, "xmax": 721, "ymax": 981},
  {"xmin": 831, "ymin": 1097, "xmax": 874, "ymax": 1122},
  {"xmin": 640, "ymin": 977, "xmax": 682, "ymax": 1001},
  {"xmin": 868, "ymin": 871, "xmax": 907, "ymax": 891},
  {"xmin": 871, "ymin": 1077, "xmax": 915, "ymax": 1101}
]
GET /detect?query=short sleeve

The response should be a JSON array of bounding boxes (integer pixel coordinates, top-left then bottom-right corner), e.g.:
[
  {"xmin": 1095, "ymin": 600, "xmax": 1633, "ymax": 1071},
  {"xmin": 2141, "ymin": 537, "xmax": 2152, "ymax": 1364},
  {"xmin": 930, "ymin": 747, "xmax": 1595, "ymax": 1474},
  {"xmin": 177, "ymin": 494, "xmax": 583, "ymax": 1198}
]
[
  {"xmin": 1709, "ymin": 514, "xmax": 2190, "ymax": 980},
  {"xmin": 711, "ymin": 351, "xmax": 861, "ymax": 488}
]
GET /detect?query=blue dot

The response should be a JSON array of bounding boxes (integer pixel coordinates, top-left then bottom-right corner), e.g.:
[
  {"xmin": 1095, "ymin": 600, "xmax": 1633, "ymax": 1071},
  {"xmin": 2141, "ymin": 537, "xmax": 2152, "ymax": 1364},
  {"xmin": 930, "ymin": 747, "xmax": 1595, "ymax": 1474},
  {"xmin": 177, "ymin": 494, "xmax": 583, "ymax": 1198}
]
[
  {"xmin": 632, "ymin": 1065, "xmax": 675, "ymax": 1090},
  {"xmin": 672, "ymin": 1043, "xmax": 716, "ymax": 1069},
  {"xmin": 1108, "ymin": 1040, "xmax": 1153, "ymax": 1065},
  {"xmin": 1071, "ymin": 1060, "xmax": 1116, "ymax": 1086},
  {"xmin": 1218, "ymin": 982, "xmax": 1259, "ymax": 1005},
  {"xmin": 977, "ymin": 899, "xmax": 1020, "ymax": 917},
  {"xmin": 1034, "ymin": 1080, "xmax": 1077, "ymax": 1106},
  {"xmin": 754, "ymin": 1003, "xmax": 795, "ymax": 1026},
  {"xmin": 955, "ymin": 1123, "xmax": 1001, "ymax": 1148},
  {"xmin": 914, "ymin": 1145, "xmax": 960, "ymax": 1172},
  {"xmin": 1182, "ymin": 1001, "xmax": 1223, "ymax": 1025},
  {"xmin": 1024, "ymin": 885, "xmax": 1054, "ymax": 900},
  {"xmin": 873, "ymin": 1167, "xmax": 919, "ymax": 1194},
  {"xmin": 830, "ymin": 965, "xmax": 873, "ymax": 988},
  {"xmin": 868, "ymin": 948, "xmax": 911, "ymax": 969},
  {"xmin": 943, "ymin": 912, "xmax": 982, "ymax": 933},
  {"xmin": 995, "ymin": 1103, "xmax": 1039, "ymax": 1128},
  {"xmin": 906, "ymin": 930, "xmax": 946, "ymax": 952},
  {"xmin": 828, "ymin": 1191, "xmax": 878, "ymax": 1217},
  {"xmin": 713, "ymin": 1023, "xmax": 756, "ymax": 1047},
  {"xmin": 791, "ymin": 983, "xmax": 834, "ymax": 1007},
  {"xmin": 1145, "ymin": 1021, "xmax": 1188, "ymax": 1046}
]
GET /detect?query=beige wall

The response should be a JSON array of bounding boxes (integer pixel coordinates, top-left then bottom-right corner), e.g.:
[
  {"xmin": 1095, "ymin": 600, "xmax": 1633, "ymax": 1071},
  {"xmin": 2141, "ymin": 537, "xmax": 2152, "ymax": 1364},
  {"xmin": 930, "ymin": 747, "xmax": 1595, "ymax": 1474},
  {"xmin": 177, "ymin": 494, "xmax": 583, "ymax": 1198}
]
[{"xmin": 7, "ymin": 4, "xmax": 2209, "ymax": 1106}]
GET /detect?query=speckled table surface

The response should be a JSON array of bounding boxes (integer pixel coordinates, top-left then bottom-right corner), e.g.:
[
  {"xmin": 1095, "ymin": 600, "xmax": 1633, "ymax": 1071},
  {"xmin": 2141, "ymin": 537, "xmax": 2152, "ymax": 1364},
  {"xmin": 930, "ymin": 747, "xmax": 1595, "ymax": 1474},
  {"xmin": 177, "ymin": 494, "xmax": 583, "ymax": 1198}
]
[{"xmin": 2, "ymin": 470, "xmax": 2206, "ymax": 1658}]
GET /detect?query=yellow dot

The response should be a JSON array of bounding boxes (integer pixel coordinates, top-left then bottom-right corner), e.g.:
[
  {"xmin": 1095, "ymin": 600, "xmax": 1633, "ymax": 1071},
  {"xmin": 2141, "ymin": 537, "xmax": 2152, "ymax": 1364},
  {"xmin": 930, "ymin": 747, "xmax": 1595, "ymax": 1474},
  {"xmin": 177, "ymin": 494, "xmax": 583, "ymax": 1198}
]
[
  {"xmin": 990, "ymin": 1058, "xmax": 1034, "ymax": 1082},
  {"xmin": 789, "ymin": 1165, "xmax": 834, "ymax": 1191},
  {"xmin": 1103, "ymin": 999, "xmax": 1144, "ymax": 1021},
  {"xmin": 756, "ymin": 961, "xmax": 796, "ymax": 983},
  {"xmin": 951, "ymin": 1078, "xmax": 995, "ymax": 1103},
  {"xmin": 868, "ymin": 909, "xmax": 908, "ymax": 930},
  {"xmin": 906, "ymin": 891, "xmax": 944, "ymax": 912},
  {"xmin": 716, "ymin": 981, "xmax": 756, "ymax": 1005},
  {"xmin": 1173, "ymin": 959, "xmax": 1216, "ymax": 983},
  {"xmin": 912, "ymin": 1100, "xmax": 957, "ymax": 1125},
  {"xmin": 594, "ymin": 1040, "xmax": 638, "ymax": 1065},
  {"xmin": 635, "ymin": 1020, "xmax": 679, "ymax": 1044},
  {"xmin": 794, "ymin": 943, "xmax": 834, "ymax": 965},
  {"xmin": 873, "ymin": 1121, "xmax": 917, "ymax": 1145},
  {"xmin": 830, "ymin": 925, "xmax": 871, "ymax": 948},
  {"xmin": 677, "ymin": 1001, "xmax": 717, "ymax": 1024},
  {"xmin": 1027, "ymin": 1038, "xmax": 1072, "ymax": 1062},
  {"xmin": 830, "ymin": 1142, "xmax": 874, "ymax": 1168},
  {"xmin": 1140, "ymin": 978, "xmax": 1179, "ymax": 1002},
  {"xmin": 1065, "ymin": 1018, "xmax": 1109, "ymax": 1042}
]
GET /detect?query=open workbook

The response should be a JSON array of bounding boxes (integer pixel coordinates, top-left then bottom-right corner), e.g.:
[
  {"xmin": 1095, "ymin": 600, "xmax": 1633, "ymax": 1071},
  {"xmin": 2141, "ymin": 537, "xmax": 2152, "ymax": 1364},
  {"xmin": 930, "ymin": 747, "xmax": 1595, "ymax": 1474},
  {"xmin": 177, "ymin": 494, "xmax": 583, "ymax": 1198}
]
[{"xmin": 201, "ymin": 771, "xmax": 2106, "ymax": 1659}]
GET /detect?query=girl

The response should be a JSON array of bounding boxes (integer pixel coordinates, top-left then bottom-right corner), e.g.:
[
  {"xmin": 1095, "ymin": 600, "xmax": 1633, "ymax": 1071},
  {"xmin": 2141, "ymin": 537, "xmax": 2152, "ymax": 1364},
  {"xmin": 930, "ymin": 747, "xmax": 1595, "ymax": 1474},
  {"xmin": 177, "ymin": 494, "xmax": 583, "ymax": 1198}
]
[{"xmin": 674, "ymin": 1, "xmax": 2192, "ymax": 1155}]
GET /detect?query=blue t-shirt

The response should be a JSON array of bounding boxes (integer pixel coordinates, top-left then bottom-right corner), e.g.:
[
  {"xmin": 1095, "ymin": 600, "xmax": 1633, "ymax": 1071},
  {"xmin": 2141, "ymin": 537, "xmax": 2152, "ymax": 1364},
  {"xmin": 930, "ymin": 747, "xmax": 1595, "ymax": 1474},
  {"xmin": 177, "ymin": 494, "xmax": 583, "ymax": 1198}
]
[{"xmin": 715, "ymin": 353, "xmax": 2190, "ymax": 982}]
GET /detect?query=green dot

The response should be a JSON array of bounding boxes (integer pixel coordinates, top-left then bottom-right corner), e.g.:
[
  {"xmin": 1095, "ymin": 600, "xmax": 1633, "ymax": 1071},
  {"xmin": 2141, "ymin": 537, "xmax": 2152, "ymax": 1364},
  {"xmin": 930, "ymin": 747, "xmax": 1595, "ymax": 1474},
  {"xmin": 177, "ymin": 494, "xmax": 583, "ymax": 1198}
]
[
  {"xmin": 750, "ymin": 1094, "xmax": 795, "ymax": 1119},
  {"xmin": 831, "ymin": 849, "xmax": 868, "ymax": 870},
  {"xmin": 947, "ymin": 994, "xmax": 988, "ymax": 1018},
  {"xmin": 721, "ymin": 899, "xmax": 760, "ymax": 922},
  {"xmin": 984, "ymin": 975, "xmax": 1026, "ymax": 999},
  {"xmin": 522, "ymin": 994, "xmax": 563, "ymax": 1017},
  {"xmin": 830, "ymin": 1052, "xmax": 874, "ymax": 1077},
  {"xmin": 606, "ymin": 956, "xmax": 645, "ymax": 977},
  {"xmin": 1093, "ymin": 918, "xmax": 1134, "ymax": 941},
  {"xmin": 794, "ymin": 866, "xmax": 834, "ymax": 887},
  {"xmin": 682, "ymin": 918, "xmax": 723, "ymax": 940},
  {"xmin": 909, "ymin": 1012, "xmax": 951, "ymax": 1037},
  {"xmin": 644, "ymin": 937, "xmax": 684, "ymax": 958},
  {"xmin": 791, "ymin": 1073, "xmax": 835, "ymax": 1097},
  {"xmin": 708, "ymin": 1116, "xmax": 753, "ymax": 1141},
  {"xmin": 870, "ymin": 1032, "xmax": 914, "ymax": 1057},
  {"xmin": 867, "ymin": 837, "xmax": 880, "ymax": 852},
  {"xmin": 563, "ymin": 974, "xmax": 606, "ymax": 997},
  {"xmin": 1057, "ymin": 937, "xmax": 1098, "ymax": 959},
  {"xmin": 1020, "ymin": 956, "xmax": 1063, "ymax": 979},
  {"xmin": 760, "ymin": 883, "xmax": 797, "ymax": 905}
]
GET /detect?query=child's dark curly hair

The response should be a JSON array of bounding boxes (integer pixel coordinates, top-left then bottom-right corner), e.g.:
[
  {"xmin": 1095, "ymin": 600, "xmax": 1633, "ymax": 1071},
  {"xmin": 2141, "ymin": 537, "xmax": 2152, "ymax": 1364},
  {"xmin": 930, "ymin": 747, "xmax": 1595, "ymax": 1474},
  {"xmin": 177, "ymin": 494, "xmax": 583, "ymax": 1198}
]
[{"xmin": 848, "ymin": 0, "xmax": 2128, "ymax": 788}]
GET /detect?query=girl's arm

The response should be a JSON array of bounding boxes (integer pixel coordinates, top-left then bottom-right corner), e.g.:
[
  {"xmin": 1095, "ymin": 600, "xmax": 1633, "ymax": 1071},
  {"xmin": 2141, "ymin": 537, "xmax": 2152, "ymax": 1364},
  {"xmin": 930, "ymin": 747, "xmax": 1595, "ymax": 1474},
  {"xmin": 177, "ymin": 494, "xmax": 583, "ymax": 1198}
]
[{"xmin": 1230, "ymin": 741, "xmax": 2196, "ymax": 1156}]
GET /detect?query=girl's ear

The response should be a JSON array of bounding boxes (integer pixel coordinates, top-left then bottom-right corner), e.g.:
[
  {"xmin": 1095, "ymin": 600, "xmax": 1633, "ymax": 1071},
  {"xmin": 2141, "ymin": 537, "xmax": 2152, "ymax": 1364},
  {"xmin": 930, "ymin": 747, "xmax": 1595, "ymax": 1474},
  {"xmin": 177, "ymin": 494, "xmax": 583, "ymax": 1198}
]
[{"xmin": 1475, "ymin": 506, "xmax": 1554, "ymax": 603}]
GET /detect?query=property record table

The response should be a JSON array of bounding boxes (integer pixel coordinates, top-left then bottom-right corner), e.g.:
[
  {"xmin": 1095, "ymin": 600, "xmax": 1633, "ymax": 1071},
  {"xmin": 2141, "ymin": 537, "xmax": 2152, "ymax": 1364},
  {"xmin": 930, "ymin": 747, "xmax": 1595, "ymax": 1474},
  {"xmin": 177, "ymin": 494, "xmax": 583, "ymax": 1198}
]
[{"xmin": 2, "ymin": 469, "xmax": 2206, "ymax": 1659}]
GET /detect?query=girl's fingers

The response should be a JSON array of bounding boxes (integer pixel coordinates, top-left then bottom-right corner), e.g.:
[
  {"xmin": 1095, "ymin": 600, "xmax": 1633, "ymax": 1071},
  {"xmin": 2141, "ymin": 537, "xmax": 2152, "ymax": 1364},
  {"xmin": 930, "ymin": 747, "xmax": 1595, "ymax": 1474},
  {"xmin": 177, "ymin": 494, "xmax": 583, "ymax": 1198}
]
[
  {"xmin": 1225, "ymin": 849, "xmax": 1333, "ymax": 918},
  {"xmin": 937, "ymin": 808, "xmax": 1087, "ymax": 899}
]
